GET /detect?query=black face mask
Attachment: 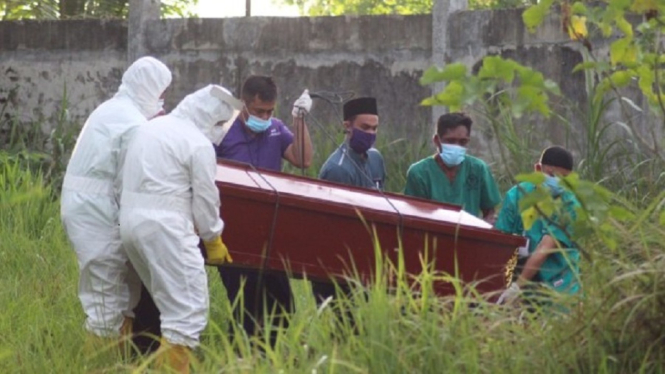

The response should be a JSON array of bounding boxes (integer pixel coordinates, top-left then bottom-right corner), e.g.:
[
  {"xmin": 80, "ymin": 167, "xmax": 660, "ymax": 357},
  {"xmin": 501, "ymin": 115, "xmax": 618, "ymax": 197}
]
[{"xmin": 349, "ymin": 128, "xmax": 376, "ymax": 153}]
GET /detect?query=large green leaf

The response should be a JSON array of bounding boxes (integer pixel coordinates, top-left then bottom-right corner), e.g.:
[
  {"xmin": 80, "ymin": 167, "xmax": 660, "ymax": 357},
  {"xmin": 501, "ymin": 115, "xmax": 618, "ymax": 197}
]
[
  {"xmin": 522, "ymin": 0, "xmax": 554, "ymax": 33},
  {"xmin": 421, "ymin": 81, "xmax": 465, "ymax": 110},
  {"xmin": 572, "ymin": 61, "xmax": 598, "ymax": 73},
  {"xmin": 609, "ymin": 70, "xmax": 633, "ymax": 87},
  {"xmin": 571, "ymin": 1, "xmax": 588, "ymax": 14},
  {"xmin": 515, "ymin": 172, "xmax": 546, "ymax": 185},
  {"xmin": 609, "ymin": 205, "xmax": 636, "ymax": 222},
  {"xmin": 615, "ymin": 15, "xmax": 634, "ymax": 37},
  {"xmin": 419, "ymin": 63, "xmax": 468, "ymax": 85},
  {"xmin": 610, "ymin": 37, "xmax": 637, "ymax": 66},
  {"xmin": 478, "ymin": 56, "xmax": 516, "ymax": 83}
]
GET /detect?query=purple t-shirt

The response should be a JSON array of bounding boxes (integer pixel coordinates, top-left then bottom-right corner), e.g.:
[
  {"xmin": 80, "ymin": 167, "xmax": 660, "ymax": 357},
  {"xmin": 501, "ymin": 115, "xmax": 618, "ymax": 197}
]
[{"xmin": 214, "ymin": 117, "xmax": 294, "ymax": 172}]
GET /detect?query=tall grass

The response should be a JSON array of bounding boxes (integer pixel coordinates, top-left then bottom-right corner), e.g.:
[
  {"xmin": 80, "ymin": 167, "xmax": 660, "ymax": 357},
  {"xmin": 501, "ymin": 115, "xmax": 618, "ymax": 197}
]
[
  {"xmin": 2, "ymin": 81, "xmax": 665, "ymax": 373},
  {"xmin": 2, "ymin": 169, "xmax": 663, "ymax": 372},
  {"xmin": 0, "ymin": 83, "xmax": 80, "ymax": 193},
  {"xmin": 3, "ymin": 146, "xmax": 665, "ymax": 373}
]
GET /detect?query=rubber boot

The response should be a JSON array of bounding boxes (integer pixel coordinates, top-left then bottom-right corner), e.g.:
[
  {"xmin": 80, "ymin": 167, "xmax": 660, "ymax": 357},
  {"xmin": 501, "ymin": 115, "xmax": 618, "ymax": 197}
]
[
  {"xmin": 119, "ymin": 316, "xmax": 134, "ymax": 359},
  {"xmin": 155, "ymin": 337, "xmax": 191, "ymax": 374}
]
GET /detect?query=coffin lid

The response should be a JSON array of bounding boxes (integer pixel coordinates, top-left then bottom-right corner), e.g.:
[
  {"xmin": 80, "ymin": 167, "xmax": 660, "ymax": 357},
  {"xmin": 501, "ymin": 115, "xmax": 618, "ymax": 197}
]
[{"xmin": 214, "ymin": 159, "xmax": 524, "ymax": 247}]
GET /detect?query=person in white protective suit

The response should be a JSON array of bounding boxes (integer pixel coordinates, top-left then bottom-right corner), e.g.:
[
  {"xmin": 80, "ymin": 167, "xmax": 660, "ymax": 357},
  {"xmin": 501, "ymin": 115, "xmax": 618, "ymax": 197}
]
[
  {"xmin": 60, "ymin": 56, "xmax": 172, "ymax": 349},
  {"xmin": 119, "ymin": 84, "xmax": 241, "ymax": 373}
]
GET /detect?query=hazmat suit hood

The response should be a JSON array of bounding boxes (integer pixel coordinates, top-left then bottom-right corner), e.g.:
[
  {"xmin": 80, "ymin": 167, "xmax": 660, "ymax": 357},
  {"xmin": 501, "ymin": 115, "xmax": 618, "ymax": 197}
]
[
  {"xmin": 170, "ymin": 84, "xmax": 243, "ymax": 145},
  {"xmin": 115, "ymin": 56, "xmax": 172, "ymax": 119}
]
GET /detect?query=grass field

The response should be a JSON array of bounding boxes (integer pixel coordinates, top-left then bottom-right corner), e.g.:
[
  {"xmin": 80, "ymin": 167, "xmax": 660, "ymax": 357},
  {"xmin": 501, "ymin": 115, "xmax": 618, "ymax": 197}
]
[{"xmin": 2, "ymin": 123, "xmax": 665, "ymax": 374}]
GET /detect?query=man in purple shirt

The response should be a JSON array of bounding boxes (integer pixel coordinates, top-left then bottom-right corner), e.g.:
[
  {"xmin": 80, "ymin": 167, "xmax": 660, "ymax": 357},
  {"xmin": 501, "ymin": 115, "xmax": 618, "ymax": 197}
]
[
  {"xmin": 215, "ymin": 113, "xmax": 295, "ymax": 171},
  {"xmin": 214, "ymin": 75, "xmax": 313, "ymax": 348}
]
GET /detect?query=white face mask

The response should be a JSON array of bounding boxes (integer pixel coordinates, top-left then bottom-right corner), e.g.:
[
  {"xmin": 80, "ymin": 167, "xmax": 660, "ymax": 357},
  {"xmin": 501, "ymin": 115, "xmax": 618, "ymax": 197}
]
[{"xmin": 210, "ymin": 124, "xmax": 227, "ymax": 146}]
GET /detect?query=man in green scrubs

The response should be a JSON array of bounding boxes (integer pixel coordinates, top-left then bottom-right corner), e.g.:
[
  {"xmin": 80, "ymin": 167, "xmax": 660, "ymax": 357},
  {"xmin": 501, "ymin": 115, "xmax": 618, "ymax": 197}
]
[
  {"xmin": 494, "ymin": 145, "xmax": 582, "ymax": 305},
  {"xmin": 404, "ymin": 112, "xmax": 500, "ymax": 222}
]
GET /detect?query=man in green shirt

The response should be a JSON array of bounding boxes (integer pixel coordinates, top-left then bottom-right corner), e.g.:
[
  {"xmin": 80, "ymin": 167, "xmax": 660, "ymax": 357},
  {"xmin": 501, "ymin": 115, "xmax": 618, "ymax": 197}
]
[
  {"xmin": 404, "ymin": 112, "xmax": 501, "ymax": 222},
  {"xmin": 494, "ymin": 145, "xmax": 582, "ymax": 305}
]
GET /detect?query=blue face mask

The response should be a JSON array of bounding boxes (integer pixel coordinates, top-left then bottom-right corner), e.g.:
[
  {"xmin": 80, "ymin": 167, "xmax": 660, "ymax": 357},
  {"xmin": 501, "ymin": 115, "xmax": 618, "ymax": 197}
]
[
  {"xmin": 439, "ymin": 144, "xmax": 467, "ymax": 167},
  {"xmin": 544, "ymin": 174, "xmax": 564, "ymax": 197},
  {"xmin": 245, "ymin": 114, "xmax": 272, "ymax": 133}
]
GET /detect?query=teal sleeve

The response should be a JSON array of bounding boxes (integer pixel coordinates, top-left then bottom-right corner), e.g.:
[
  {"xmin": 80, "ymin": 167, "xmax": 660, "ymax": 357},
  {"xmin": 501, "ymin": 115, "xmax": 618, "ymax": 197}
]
[
  {"xmin": 404, "ymin": 165, "xmax": 427, "ymax": 198},
  {"xmin": 320, "ymin": 164, "xmax": 354, "ymax": 186},
  {"xmin": 537, "ymin": 196, "xmax": 582, "ymax": 291},
  {"xmin": 480, "ymin": 164, "xmax": 502, "ymax": 210},
  {"xmin": 494, "ymin": 187, "xmax": 520, "ymax": 234}
]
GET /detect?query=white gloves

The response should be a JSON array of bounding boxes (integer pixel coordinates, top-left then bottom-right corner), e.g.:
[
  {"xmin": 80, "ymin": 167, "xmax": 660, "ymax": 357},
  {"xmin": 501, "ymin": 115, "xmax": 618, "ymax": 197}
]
[
  {"xmin": 292, "ymin": 89, "xmax": 312, "ymax": 118},
  {"xmin": 497, "ymin": 282, "xmax": 521, "ymax": 305}
]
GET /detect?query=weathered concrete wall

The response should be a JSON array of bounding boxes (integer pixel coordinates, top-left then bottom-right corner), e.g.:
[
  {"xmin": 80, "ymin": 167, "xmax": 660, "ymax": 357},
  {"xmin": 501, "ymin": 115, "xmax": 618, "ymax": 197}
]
[
  {"xmin": 0, "ymin": 15, "xmax": 432, "ymax": 143},
  {"xmin": 2, "ymin": 8, "xmax": 653, "ymax": 165},
  {"xmin": 0, "ymin": 20, "xmax": 127, "ymax": 130},
  {"xmin": 144, "ymin": 15, "xmax": 433, "ymax": 139}
]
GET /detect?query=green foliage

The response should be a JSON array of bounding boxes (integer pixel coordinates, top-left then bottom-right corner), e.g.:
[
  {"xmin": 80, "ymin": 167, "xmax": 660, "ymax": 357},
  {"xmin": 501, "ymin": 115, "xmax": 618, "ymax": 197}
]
[
  {"xmin": 282, "ymin": 0, "xmax": 434, "ymax": 16},
  {"xmin": 1, "ymin": 83, "xmax": 80, "ymax": 193},
  {"xmin": 522, "ymin": 0, "xmax": 554, "ymax": 32},
  {"xmin": 280, "ymin": 0, "xmax": 537, "ymax": 16},
  {"xmin": 419, "ymin": 0, "xmax": 665, "ymax": 200},
  {"xmin": 525, "ymin": 0, "xmax": 665, "ymax": 140},
  {"xmin": 420, "ymin": 56, "xmax": 561, "ymax": 118},
  {"xmin": 0, "ymin": 0, "xmax": 198, "ymax": 20},
  {"xmin": 0, "ymin": 152, "xmax": 57, "ymax": 239}
]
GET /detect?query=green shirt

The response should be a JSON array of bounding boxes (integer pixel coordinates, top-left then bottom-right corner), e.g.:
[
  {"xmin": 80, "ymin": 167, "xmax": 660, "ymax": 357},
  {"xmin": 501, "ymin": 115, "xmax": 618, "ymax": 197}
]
[
  {"xmin": 495, "ymin": 182, "xmax": 581, "ymax": 294},
  {"xmin": 403, "ymin": 155, "xmax": 501, "ymax": 217},
  {"xmin": 319, "ymin": 143, "xmax": 386, "ymax": 190}
]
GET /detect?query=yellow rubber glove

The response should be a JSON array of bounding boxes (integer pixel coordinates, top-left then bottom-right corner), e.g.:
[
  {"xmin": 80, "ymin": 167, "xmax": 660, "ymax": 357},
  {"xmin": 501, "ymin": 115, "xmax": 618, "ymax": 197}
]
[{"xmin": 203, "ymin": 236, "xmax": 233, "ymax": 265}]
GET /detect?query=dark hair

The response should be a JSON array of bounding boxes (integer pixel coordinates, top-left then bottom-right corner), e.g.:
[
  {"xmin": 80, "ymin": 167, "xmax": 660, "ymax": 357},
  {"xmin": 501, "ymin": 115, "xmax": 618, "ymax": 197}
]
[
  {"xmin": 540, "ymin": 145, "xmax": 574, "ymax": 171},
  {"xmin": 241, "ymin": 75, "xmax": 278, "ymax": 103},
  {"xmin": 436, "ymin": 112, "xmax": 472, "ymax": 136}
]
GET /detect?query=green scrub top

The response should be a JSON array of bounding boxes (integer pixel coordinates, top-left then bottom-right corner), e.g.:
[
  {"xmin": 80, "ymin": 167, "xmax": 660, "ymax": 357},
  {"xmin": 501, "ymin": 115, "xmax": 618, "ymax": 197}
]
[
  {"xmin": 319, "ymin": 143, "xmax": 386, "ymax": 190},
  {"xmin": 495, "ymin": 182, "xmax": 582, "ymax": 294},
  {"xmin": 403, "ymin": 155, "xmax": 501, "ymax": 217}
]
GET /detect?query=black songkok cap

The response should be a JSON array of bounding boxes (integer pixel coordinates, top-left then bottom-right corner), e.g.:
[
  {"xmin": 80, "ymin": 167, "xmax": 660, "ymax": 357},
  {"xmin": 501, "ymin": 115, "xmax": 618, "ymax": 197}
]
[
  {"xmin": 540, "ymin": 145, "xmax": 574, "ymax": 171},
  {"xmin": 343, "ymin": 97, "xmax": 378, "ymax": 120}
]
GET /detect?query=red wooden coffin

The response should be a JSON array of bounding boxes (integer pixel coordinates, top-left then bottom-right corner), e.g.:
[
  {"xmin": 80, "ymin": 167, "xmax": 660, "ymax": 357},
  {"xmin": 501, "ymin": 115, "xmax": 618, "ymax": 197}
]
[{"xmin": 213, "ymin": 159, "xmax": 525, "ymax": 298}]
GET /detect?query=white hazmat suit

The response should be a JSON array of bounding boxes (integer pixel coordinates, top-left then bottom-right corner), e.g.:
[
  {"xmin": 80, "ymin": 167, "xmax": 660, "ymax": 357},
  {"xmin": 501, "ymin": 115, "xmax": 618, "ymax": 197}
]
[
  {"xmin": 60, "ymin": 56, "xmax": 172, "ymax": 338},
  {"xmin": 119, "ymin": 84, "xmax": 241, "ymax": 349}
]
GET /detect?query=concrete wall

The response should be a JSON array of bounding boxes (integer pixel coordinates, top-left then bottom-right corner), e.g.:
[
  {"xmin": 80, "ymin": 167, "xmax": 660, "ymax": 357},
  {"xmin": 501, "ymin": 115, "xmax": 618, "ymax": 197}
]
[
  {"xmin": 145, "ymin": 15, "xmax": 433, "ymax": 138},
  {"xmin": 2, "ymin": 6, "xmax": 649, "ymax": 163},
  {"xmin": 0, "ymin": 15, "xmax": 432, "ymax": 143},
  {"xmin": 0, "ymin": 20, "xmax": 127, "ymax": 129}
]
